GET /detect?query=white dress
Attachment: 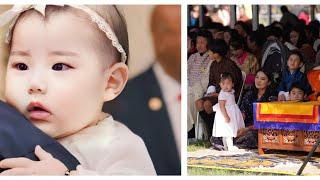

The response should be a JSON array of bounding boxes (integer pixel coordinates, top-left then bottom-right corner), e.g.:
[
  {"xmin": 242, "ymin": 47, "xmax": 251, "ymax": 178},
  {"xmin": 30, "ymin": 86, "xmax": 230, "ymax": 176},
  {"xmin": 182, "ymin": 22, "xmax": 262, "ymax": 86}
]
[
  {"xmin": 212, "ymin": 90, "xmax": 245, "ymax": 137},
  {"xmin": 57, "ymin": 114, "xmax": 156, "ymax": 175}
]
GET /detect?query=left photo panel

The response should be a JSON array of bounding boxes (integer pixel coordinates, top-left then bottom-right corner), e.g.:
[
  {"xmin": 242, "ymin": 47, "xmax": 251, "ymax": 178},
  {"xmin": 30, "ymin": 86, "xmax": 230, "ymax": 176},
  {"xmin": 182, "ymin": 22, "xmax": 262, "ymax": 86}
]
[{"xmin": 0, "ymin": 5, "xmax": 181, "ymax": 175}]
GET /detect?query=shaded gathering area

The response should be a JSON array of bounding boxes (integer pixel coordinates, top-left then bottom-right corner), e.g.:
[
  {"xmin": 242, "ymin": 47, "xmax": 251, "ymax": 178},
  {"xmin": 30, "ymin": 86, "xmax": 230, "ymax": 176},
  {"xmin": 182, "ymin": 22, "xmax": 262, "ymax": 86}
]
[{"xmin": 187, "ymin": 5, "xmax": 320, "ymax": 152}]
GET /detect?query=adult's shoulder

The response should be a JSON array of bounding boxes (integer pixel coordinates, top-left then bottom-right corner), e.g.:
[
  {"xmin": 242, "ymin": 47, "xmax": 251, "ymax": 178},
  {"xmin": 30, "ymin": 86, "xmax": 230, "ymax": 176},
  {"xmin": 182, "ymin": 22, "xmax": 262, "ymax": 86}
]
[
  {"xmin": 128, "ymin": 67, "xmax": 155, "ymax": 86},
  {"xmin": 226, "ymin": 58, "xmax": 240, "ymax": 67},
  {"xmin": 226, "ymin": 58, "xmax": 242, "ymax": 75},
  {"xmin": 247, "ymin": 52, "xmax": 258, "ymax": 60},
  {"xmin": 244, "ymin": 88, "xmax": 254, "ymax": 97},
  {"xmin": 188, "ymin": 52, "xmax": 199, "ymax": 61}
]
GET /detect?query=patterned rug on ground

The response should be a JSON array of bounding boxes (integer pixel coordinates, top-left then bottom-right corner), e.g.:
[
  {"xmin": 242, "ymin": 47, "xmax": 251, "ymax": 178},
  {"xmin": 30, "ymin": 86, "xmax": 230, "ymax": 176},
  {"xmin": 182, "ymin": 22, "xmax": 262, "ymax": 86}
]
[{"xmin": 187, "ymin": 149, "xmax": 320, "ymax": 175}]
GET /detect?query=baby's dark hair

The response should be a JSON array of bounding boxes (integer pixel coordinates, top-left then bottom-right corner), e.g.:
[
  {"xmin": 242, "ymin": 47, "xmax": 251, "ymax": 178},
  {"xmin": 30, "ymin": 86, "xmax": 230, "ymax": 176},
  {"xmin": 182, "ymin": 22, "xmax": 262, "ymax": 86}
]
[{"xmin": 220, "ymin": 72, "xmax": 233, "ymax": 83}]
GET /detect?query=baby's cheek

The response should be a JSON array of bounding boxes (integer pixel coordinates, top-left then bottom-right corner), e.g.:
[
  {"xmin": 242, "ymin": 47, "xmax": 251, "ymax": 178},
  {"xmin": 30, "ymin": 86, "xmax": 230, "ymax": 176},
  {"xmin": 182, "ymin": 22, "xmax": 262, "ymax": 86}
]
[
  {"xmin": 4, "ymin": 91, "xmax": 27, "ymax": 116},
  {"xmin": 5, "ymin": 80, "xmax": 21, "ymax": 103}
]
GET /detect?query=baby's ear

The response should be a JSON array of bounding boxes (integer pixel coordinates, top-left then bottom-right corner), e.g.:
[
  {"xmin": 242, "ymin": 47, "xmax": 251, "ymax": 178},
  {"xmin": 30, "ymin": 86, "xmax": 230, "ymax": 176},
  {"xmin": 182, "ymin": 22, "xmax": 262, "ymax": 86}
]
[{"xmin": 103, "ymin": 62, "xmax": 128, "ymax": 102}]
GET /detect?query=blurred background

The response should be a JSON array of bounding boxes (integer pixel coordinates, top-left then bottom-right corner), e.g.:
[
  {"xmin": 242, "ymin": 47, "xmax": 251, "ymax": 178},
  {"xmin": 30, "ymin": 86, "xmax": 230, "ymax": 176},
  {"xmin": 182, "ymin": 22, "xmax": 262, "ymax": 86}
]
[{"xmin": 188, "ymin": 5, "xmax": 320, "ymax": 27}]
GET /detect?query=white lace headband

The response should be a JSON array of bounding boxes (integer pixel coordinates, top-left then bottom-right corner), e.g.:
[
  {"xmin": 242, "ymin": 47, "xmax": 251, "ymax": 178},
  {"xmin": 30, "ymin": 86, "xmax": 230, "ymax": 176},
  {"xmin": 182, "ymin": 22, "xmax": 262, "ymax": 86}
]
[{"xmin": 0, "ymin": 4, "xmax": 127, "ymax": 63}]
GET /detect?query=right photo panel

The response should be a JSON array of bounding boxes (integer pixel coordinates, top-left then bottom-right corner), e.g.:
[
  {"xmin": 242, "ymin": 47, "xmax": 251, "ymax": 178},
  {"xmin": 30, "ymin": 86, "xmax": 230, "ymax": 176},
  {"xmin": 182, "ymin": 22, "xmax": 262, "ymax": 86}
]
[{"xmin": 187, "ymin": 4, "xmax": 320, "ymax": 175}]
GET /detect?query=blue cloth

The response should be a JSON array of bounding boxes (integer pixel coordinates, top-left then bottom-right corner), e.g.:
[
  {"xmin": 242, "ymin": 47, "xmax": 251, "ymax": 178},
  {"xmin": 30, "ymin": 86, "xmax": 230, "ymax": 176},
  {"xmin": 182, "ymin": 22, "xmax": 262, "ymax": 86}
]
[
  {"xmin": 277, "ymin": 69, "xmax": 311, "ymax": 94},
  {"xmin": 253, "ymin": 103, "xmax": 320, "ymax": 131},
  {"xmin": 190, "ymin": 18, "xmax": 198, "ymax": 27},
  {"xmin": 0, "ymin": 100, "xmax": 80, "ymax": 172},
  {"xmin": 104, "ymin": 65, "xmax": 180, "ymax": 175}
]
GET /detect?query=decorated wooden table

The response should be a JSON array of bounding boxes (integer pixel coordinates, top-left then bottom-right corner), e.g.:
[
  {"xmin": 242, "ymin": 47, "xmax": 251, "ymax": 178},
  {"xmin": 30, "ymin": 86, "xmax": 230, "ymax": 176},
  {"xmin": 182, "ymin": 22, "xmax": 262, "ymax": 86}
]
[{"xmin": 254, "ymin": 101, "xmax": 320, "ymax": 155}]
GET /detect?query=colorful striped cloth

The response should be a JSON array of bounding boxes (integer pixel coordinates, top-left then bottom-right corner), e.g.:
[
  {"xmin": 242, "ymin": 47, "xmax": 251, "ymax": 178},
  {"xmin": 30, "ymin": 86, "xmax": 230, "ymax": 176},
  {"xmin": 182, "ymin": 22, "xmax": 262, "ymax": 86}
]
[{"xmin": 253, "ymin": 101, "xmax": 320, "ymax": 131}]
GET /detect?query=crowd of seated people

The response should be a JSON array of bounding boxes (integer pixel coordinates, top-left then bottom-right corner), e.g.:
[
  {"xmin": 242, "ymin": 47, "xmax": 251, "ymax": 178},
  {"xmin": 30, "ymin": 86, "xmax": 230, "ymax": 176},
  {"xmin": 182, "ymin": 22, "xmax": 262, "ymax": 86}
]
[{"xmin": 187, "ymin": 7, "xmax": 320, "ymax": 149}]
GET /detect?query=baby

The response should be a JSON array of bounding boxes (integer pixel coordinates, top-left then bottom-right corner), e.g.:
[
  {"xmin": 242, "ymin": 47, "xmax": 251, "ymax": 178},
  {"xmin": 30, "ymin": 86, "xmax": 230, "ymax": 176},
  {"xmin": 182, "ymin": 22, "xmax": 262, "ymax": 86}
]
[
  {"xmin": 212, "ymin": 73, "xmax": 245, "ymax": 151},
  {"xmin": 0, "ymin": 5, "xmax": 155, "ymax": 175}
]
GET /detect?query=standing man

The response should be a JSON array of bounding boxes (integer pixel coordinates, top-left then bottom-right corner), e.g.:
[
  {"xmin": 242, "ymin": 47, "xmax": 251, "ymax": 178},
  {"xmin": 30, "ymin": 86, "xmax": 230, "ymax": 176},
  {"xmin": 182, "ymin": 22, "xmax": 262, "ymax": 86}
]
[
  {"xmin": 104, "ymin": 5, "xmax": 181, "ymax": 175},
  {"xmin": 280, "ymin": 5, "xmax": 299, "ymax": 29}
]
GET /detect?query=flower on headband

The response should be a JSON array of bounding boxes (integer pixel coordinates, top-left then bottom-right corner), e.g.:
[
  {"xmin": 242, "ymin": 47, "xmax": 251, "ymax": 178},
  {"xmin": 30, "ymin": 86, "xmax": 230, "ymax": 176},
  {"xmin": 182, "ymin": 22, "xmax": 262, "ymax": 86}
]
[
  {"xmin": 0, "ymin": 5, "xmax": 61, "ymax": 45},
  {"xmin": 0, "ymin": 5, "xmax": 49, "ymax": 27}
]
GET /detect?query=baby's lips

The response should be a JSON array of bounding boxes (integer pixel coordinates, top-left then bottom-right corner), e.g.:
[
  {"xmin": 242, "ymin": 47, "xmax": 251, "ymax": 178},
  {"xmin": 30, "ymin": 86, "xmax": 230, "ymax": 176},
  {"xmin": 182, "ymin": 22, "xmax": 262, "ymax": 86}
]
[
  {"xmin": 28, "ymin": 110, "xmax": 51, "ymax": 121},
  {"xmin": 27, "ymin": 101, "xmax": 51, "ymax": 113}
]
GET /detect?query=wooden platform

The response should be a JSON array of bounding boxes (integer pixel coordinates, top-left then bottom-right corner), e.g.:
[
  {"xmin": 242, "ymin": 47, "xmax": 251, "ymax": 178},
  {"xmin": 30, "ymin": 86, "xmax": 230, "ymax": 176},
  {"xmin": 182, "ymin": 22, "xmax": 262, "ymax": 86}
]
[{"xmin": 258, "ymin": 129, "xmax": 320, "ymax": 155}]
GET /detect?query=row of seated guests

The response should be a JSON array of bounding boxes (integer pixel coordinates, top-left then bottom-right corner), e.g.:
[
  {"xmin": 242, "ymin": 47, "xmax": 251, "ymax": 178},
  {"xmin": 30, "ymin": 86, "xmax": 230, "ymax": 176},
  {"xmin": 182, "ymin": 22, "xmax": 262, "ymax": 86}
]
[
  {"xmin": 189, "ymin": 19, "xmax": 320, "ymax": 70},
  {"xmin": 188, "ymin": 19, "xmax": 320, "ymax": 77},
  {"xmin": 187, "ymin": 26, "xmax": 316, "ymax": 149}
]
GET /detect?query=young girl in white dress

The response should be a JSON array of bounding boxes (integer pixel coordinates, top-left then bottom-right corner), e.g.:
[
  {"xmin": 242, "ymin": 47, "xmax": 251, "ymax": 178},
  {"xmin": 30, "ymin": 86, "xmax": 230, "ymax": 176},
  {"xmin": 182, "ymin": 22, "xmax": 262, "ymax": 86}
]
[{"xmin": 212, "ymin": 72, "xmax": 245, "ymax": 151}]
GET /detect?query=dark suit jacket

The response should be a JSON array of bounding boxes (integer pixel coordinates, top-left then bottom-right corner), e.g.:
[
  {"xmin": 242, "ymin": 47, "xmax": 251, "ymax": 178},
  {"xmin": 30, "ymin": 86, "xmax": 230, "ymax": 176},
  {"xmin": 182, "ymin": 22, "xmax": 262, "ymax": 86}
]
[
  {"xmin": 0, "ymin": 100, "xmax": 79, "ymax": 172},
  {"xmin": 104, "ymin": 66, "xmax": 181, "ymax": 175}
]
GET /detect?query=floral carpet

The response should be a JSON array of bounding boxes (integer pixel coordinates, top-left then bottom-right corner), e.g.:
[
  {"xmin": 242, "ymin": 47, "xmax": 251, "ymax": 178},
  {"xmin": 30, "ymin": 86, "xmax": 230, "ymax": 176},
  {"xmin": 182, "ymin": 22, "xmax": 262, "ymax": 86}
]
[{"xmin": 187, "ymin": 149, "xmax": 320, "ymax": 175}]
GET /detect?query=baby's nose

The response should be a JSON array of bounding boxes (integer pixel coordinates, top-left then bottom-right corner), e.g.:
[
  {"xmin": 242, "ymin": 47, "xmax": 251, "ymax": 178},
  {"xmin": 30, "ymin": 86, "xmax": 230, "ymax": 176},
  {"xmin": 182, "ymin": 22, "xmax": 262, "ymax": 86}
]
[
  {"xmin": 28, "ymin": 78, "xmax": 47, "ymax": 95},
  {"xmin": 28, "ymin": 87, "xmax": 45, "ymax": 94}
]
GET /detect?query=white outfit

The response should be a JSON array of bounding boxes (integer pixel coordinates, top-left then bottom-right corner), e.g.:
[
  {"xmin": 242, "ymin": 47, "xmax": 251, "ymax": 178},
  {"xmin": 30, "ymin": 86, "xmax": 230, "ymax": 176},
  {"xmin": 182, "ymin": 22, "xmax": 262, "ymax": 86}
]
[
  {"xmin": 187, "ymin": 52, "xmax": 212, "ymax": 132},
  {"xmin": 58, "ymin": 115, "xmax": 156, "ymax": 175},
  {"xmin": 278, "ymin": 91, "xmax": 290, "ymax": 101},
  {"xmin": 153, "ymin": 63, "xmax": 181, "ymax": 155},
  {"xmin": 187, "ymin": 60, "xmax": 213, "ymax": 133},
  {"xmin": 212, "ymin": 90, "xmax": 245, "ymax": 138}
]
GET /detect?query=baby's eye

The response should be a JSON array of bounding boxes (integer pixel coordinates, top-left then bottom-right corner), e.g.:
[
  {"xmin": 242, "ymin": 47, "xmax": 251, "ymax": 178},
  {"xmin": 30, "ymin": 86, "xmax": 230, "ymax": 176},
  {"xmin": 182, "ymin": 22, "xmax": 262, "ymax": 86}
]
[
  {"xmin": 13, "ymin": 63, "xmax": 28, "ymax": 71},
  {"xmin": 52, "ymin": 63, "xmax": 72, "ymax": 71}
]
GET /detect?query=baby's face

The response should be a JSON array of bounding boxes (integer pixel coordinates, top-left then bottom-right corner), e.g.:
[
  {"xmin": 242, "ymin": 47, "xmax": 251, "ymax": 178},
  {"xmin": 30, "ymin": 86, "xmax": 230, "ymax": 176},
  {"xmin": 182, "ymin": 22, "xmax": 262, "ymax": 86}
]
[
  {"xmin": 219, "ymin": 78, "xmax": 233, "ymax": 92},
  {"xmin": 5, "ymin": 10, "xmax": 108, "ymax": 138}
]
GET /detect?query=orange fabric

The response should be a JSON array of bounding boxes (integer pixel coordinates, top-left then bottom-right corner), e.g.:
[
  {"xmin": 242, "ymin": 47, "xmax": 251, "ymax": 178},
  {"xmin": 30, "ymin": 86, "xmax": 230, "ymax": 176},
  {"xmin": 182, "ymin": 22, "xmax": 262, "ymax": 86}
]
[
  {"xmin": 308, "ymin": 69, "xmax": 320, "ymax": 101},
  {"xmin": 256, "ymin": 103, "xmax": 319, "ymax": 124}
]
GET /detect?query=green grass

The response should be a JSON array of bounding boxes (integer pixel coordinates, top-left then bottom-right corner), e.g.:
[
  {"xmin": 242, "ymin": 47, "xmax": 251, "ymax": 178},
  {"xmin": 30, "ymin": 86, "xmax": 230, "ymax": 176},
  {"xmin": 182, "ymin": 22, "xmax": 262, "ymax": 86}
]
[
  {"xmin": 187, "ymin": 140, "xmax": 211, "ymax": 152},
  {"xmin": 188, "ymin": 167, "xmax": 288, "ymax": 176}
]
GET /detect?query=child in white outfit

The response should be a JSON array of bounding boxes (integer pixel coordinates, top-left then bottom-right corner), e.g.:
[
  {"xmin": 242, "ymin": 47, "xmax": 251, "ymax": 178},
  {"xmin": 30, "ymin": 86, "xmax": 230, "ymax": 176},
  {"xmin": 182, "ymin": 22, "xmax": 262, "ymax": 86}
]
[
  {"xmin": 212, "ymin": 73, "xmax": 245, "ymax": 151},
  {"xmin": 0, "ymin": 5, "xmax": 155, "ymax": 175}
]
